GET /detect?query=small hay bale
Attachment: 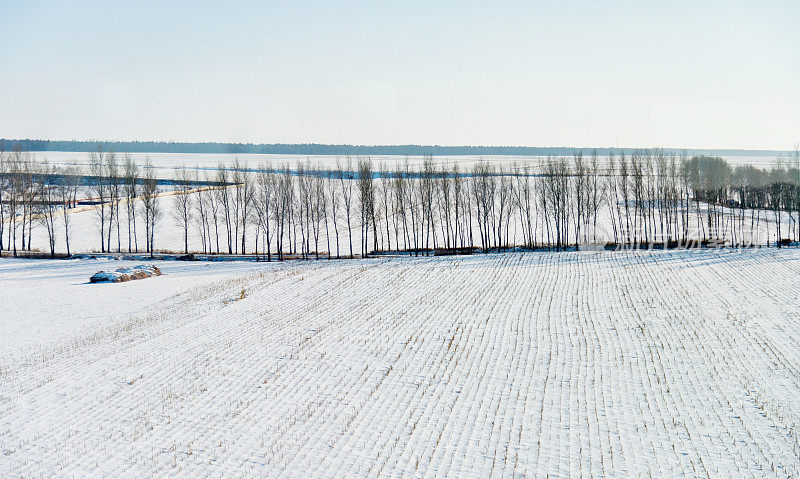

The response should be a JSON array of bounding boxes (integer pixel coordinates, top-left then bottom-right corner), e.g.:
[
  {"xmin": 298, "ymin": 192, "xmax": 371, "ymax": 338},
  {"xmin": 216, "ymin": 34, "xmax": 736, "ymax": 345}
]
[{"xmin": 90, "ymin": 265, "xmax": 163, "ymax": 283}]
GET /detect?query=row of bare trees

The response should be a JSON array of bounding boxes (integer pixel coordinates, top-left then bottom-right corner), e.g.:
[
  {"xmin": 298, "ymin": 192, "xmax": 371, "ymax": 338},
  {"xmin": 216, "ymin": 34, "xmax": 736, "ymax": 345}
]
[
  {"xmin": 0, "ymin": 148, "xmax": 160, "ymax": 257},
  {"xmin": 191, "ymin": 149, "xmax": 800, "ymax": 258},
  {"xmin": 88, "ymin": 150, "xmax": 161, "ymax": 255},
  {"xmin": 3, "ymin": 146, "xmax": 800, "ymax": 258},
  {"xmin": 0, "ymin": 150, "xmax": 80, "ymax": 257},
  {"xmin": 86, "ymin": 150, "xmax": 161, "ymax": 256}
]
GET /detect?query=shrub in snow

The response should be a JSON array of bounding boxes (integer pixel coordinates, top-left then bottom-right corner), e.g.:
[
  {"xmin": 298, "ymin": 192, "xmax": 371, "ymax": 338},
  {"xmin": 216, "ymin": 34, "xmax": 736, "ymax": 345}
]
[{"xmin": 89, "ymin": 265, "xmax": 163, "ymax": 283}]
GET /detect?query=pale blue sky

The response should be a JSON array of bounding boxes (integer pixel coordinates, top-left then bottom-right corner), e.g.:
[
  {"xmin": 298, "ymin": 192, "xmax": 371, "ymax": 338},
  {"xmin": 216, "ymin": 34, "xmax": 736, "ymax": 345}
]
[{"xmin": 1, "ymin": 0, "xmax": 798, "ymax": 149}]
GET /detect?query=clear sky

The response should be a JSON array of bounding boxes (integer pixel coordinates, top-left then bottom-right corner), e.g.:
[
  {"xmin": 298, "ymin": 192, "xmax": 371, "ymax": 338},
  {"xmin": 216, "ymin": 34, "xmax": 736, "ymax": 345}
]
[{"xmin": 1, "ymin": 0, "xmax": 798, "ymax": 149}]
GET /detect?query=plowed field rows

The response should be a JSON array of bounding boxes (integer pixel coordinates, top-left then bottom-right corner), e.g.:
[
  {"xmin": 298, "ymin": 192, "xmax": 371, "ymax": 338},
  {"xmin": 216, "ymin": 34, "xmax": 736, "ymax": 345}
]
[{"xmin": 3, "ymin": 249, "xmax": 800, "ymax": 477}]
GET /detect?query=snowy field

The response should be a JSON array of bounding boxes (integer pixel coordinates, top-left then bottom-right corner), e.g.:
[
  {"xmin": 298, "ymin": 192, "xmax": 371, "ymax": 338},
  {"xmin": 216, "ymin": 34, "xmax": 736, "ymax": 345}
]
[
  {"xmin": 3, "ymin": 249, "xmax": 800, "ymax": 477},
  {"xmin": 33, "ymin": 151, "xmax": 786, "ymax": 174}
]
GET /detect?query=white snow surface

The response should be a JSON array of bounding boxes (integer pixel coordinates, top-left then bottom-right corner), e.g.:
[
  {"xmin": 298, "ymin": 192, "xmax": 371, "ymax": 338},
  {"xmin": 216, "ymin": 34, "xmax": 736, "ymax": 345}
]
[
  {"xmin": 37, "ymin": 151, "xmax": 787, "ymax": 171},
  {"xmin": 2, "ymin": 249, "xmax": 800, "ymax": 477}
]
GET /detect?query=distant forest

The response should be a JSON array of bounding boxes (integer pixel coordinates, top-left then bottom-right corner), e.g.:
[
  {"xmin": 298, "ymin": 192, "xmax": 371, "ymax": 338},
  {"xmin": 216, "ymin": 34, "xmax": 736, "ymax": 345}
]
[{"xmin": 0, "ymin": 139, "xmax": 785, "ymax": 158}]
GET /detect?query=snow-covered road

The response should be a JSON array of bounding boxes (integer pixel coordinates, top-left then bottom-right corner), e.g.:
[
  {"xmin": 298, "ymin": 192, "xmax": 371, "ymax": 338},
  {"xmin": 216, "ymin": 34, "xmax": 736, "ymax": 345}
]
[{"xmin": 2, "ymin": 250, "xmax": 800, "ymax": 477}]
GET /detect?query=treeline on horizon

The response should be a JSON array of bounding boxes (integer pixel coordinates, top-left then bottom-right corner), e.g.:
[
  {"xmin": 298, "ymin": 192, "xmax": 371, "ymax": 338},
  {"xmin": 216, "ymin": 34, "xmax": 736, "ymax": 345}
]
[{"xmin": 0, "ymin": 139, "xmax": 784, "ymax": 158}]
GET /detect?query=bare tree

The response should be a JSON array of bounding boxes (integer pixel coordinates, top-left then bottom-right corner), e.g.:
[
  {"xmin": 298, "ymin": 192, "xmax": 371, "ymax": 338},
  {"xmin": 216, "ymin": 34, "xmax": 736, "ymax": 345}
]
[
  {"xmin": 515, "ymin": 165, "xmax": 535, "ymax": 248},
  {"xmin": 618, "ymin": 152, "xmax": 631, "ymax": 245},
  {"xmin": 123, "ymin": 154, "xmax": 139, "ymax": 252},
  {"xmin": 394, "ymin": 164, "xmax": 411, "ymax": 254},
  {"xmin": 141, "ymin": 159, "xmax": 161, "ymax": 257},
  {"xmin": 216, "ymin": 165, "xmax": 233, "ymax": 254},
  {"xmin": 588, "ymin": 150, "xmax": 602, "ymax": 242},
  {"xmin": 272, "ymin": 164, "xmax": 293, "ymax": 260},
  {"xmin": 769, "ymin": 160, "xmax": 786, "ymax": 246},
  {"xmin": 311, "ymin": 170, "xmax": 326, "ymax": 259},
  {"xmin": 6, "ymin": 149, "xmax": 24, "ymax": 256},
  {"xmin": 452, "ymin": 163, "xmax": 465, "ymax": 249},
  {"xmin": 326, "ymin": 169, "xmax": 340, "ymax": 258},
  {"xmin": 472, "ymin": 161, "xmax": 499, "ymax": 251},
  {"xmin": 542, "ymin": 157, "xmax": 571, "ymax": 250},
  {"xmin": 39, "ymin": 162, "xmax": 59, "ymax": 258},
  {"xmin": 240, "ymin": 165, "xmax": 254, "ymax": 255},
  {"xmin": 107, "ymin": 152, "xmax": 121, "ymax": 252},
  {"xmin": 208, "ymin": 180, "xmax": 222, "ymax": 254},
  {"xmin": 405, "ymin": 161, "xmax": 421, "ymax": 255},
  {"xmin": 255, "ymin": 163, "xmax": 275, "ymax": 261},
  {"xmin": 357, "ymin": 158, "xmax": 375, "ymax": 256},
  {"xmin": 17, "ymin": 154, "xmax": 31, "ymax": 251},
  {"xmin": 88, "ymin": 148, "xmax": 108, "ymax": 252},
  {"xmin": 380, "ymin": 164, "xmax": 393, "ymax": 252},
  {"xmin": 606, "ymin": 150, "xmax": 620, "ymax": 244},
  {"xmin": 21, "ymin": 154, "xmax": 40, "ymax": 251},
  {"xmin": 173, "ymin": 166, "xmax": 194, "ymax": 254},
  {"xmin": 59, "ymin": 165, "xmax": 80, "ymax": 256},
  {"xmin": 338, "ymin": 158, "xmax": 355, "ymax": 258},
  {"xmin": 194, "ymin": 177, "xmax": 208, "ymax": 254},
  {"xmin": 296, "ymin": 163, "xmax": 310, "ymax": 259},
  {"xmin": 496, "ymin": 168, "xmax": 513, "ymax": 249},
  {"xmin": 573, "ymin": 151, "xmax": 586, "ymax": 243},
  {"xmin": 230, "ymin": 159, "xmax": 244, "ymax": 254},
  {"xmin": 0, "ymin": 149, "xmax": 6, "ymax": 253},
  {"xmin": 420, "ymin": 157, "xmax": 437, "ymax": 254}
]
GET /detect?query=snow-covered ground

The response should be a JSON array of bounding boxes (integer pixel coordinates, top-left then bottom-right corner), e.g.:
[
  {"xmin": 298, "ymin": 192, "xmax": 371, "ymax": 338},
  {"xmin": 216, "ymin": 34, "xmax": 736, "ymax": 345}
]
[
  {"xmin": 0, "ymin": 258, "xmax": 268, "ymax": 368},
  {"xmin": 34, "ymin": 151, "xmax": 787, "ymax": 172},
  {"xmin": 3, "ymin": 249, "xmax": 800, "ymax": 476}
]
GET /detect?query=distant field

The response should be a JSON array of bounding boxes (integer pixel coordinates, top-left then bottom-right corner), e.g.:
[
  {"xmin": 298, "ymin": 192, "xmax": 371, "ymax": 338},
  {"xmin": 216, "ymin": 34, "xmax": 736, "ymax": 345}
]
[
  {"xmin": 3, "ymin": 249, "xmax": 800, "ymax": 476},
  {"xmin": 32, "ymin": 151, "xmax": 787, "ymax": 175}
]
